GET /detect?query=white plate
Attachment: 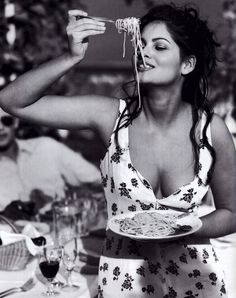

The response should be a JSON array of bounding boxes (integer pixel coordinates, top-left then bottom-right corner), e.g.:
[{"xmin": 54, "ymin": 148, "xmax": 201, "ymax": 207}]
[{"xmin": 108, "ymin": 210, "xmax": 202, "ymax": 241}]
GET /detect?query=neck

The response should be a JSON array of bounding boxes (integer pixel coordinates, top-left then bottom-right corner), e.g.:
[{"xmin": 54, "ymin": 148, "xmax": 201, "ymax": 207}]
[
  {"xmin": 142, "ymin": 84, "xmax": 186, "ymax": 125},
  {"xmin": 0, "ymin": 141, "xmax": 18, "ymax": 161}
]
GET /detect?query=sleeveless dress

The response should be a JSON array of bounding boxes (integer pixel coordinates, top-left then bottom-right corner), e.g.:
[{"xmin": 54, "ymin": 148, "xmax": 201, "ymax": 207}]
[{"xmin": 98, "ymin": 99, "xmax": 227, "ymax": 298}]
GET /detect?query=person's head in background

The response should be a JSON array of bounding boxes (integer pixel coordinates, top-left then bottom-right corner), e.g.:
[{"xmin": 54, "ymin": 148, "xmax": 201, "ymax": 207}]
[{"xmin": 0, "ymin": 108, "xmax": 19, "ymax": 153}]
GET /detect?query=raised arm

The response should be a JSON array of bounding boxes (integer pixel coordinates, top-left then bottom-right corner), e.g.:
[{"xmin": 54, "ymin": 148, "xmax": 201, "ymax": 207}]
[{"xmin": 0, "ymin": 10, "xmax": 117, "ymax": 137}]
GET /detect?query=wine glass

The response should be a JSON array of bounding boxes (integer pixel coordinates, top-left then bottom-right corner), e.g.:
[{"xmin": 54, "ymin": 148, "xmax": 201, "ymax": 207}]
[
  {"xmin": 38, "ymin": 245, "xmax": 63, "ymax": 296},
  {"xmin": 60, "ymin": 235, "xmax": 80, "ymax": 292}
]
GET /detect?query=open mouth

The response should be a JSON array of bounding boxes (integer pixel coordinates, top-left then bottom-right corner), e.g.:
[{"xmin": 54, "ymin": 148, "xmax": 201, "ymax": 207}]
[{"xmin": 137, "ymin": 62, "xmax": 154, "ymax": 72}]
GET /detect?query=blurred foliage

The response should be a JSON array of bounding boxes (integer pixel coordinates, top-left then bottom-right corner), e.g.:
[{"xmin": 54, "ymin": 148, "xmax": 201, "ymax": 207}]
[
  {"xmin": 209, "ymin": 0, "xmax": 236, "ymax": 107},
  {"xmin": 0, "ymin": 0, "xmax": 86, "ymax": 87}
]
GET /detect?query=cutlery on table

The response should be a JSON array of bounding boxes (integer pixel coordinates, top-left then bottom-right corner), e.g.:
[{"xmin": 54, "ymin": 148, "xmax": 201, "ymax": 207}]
[{"xmin": 0, "ymin": 277, "xmax": 35, "ymax": 298}]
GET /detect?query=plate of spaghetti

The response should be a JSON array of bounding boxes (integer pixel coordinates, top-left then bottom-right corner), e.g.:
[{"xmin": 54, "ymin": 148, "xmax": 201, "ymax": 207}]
[{"xmin": 108, "ymin": 210, "xmax": 202, "ymax": 241}]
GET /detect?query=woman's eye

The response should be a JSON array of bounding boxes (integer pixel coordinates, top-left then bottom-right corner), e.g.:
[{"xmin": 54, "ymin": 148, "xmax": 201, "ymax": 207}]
[{"xmin": 155, "ymin": 46, "xmax": 166, "ymax": 51}]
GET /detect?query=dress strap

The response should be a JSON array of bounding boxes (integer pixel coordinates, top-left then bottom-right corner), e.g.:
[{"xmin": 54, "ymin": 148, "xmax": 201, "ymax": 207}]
[
  {"xmin": 113, "ymin": 99, "xmax": 127, "ymax": 131},
  {"xmin": 112, "ymin": 99, "xmax": 129, "ymax": 149},
  {"xmin": 200, "ymin": 112, "xmax": 212, "ymax": 145},
  {"xmin": 198, "ymin": 112, "xmax": 213, "ymax": 183}
]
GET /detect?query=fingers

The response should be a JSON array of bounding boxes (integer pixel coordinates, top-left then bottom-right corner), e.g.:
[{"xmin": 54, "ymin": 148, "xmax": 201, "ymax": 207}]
[
  {"xmin": 67, "ymin": 11, "xmax": 106, "ymax": 42},
  {"xmin": 68, "ymin": 9, "xmax": 88, "ymax": 17},
  {"xmin": 68, "ymin": 20, "xmax": 106, "ymax": 31},
  {"xmin": 68, "ymin": 10, "xmax": 88, "ymax": 26}
]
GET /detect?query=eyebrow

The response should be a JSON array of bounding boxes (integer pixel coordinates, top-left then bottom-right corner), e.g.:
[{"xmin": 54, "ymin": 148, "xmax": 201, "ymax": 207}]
[{"xmin": 141, "ymin": 37, "xmax": 171, "ymax": 44}]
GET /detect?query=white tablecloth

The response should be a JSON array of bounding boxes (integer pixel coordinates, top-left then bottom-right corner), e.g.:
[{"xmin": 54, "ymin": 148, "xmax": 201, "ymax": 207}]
[{"xmin": 0, "ymin": 258, "xmax": 98, "ymax": 297}]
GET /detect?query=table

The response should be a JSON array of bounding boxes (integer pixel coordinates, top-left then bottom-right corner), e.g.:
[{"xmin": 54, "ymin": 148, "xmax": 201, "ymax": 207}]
[{"xmin": 0, "ymin": 236, "xmax": 103, "ymax": 298}]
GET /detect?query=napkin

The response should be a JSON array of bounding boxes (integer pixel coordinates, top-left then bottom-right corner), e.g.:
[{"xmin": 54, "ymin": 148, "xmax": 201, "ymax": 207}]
[{"xmin": 0, "ymin": 223, "xmax": 43, "ymax": 256}]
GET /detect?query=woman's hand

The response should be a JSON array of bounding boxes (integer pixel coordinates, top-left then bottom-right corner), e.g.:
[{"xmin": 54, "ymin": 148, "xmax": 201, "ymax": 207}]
[{"xmin": 67, "ymin": 10, "xmax": 106, "ymax": 61}]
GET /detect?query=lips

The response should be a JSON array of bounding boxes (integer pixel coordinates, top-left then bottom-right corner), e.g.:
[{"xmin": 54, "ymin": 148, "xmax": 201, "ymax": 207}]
[{"xmin": 137, "ymin": 61, "xmax": 154, "ymax": 72}]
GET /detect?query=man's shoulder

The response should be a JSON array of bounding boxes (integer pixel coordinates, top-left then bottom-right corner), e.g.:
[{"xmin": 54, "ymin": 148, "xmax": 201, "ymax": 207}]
[{"xmin": 18, "ymin": 136, "xmax": 63, "ymax": 152}]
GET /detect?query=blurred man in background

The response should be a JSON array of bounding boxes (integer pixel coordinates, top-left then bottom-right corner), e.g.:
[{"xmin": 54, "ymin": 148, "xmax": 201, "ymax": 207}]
[{"xmin": 0, "ymin": 107, "xmax": 101, "ymax": 213}]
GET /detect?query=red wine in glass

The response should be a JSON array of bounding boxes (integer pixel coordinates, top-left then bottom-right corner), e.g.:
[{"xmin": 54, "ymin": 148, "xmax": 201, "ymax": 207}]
[
  {"xmin": 39, "ymin": 260, "xmax": 59, "ymax": 279},
  {"xmin": 38, "ymin": 246, "xmax": 63, "ymax": 296}
]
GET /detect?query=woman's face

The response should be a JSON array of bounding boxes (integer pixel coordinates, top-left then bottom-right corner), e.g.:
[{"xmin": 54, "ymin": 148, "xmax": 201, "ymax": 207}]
[{"xmin": 138, "ymin": 22, "xmax": 185, "ymax": 86}]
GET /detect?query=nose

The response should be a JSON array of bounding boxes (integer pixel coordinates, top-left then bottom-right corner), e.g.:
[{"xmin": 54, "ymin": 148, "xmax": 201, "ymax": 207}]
[{"xmin": 142, "ymin": 44, "xmax": 151, "ymax": 58}]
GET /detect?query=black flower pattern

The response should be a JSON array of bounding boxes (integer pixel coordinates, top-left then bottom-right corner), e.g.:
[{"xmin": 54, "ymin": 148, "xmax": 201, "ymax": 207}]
[
  {"xmin": 165, "ymin": 260, "xmax": 179, "ymax": 276},
  {"xmin": 111, "ymin": 146, "xmax": 123, "ymax": 164},
  {"xmin": 188, "ymin": 269, "xmax": 200, "ymax": 278},
  {"xmin": 195, "ymin": 282, "xmax": 204, "ymax": 290},
  {"xmin": 220, "ymin": 279, "xmax": 226, "ymax": 295},
  {"xmin": 136, "ymin": 200, "xmax": 154, "ymax": 210},
  {"xmin": 180, "ymin": 188, "xmax": 197, "ymax": 203},
  {"xmin": 121, "ymin": 273, "xmax": 134, "ymax": 291},
  {"xmin": 101, "ymin": 173, "xmax": 108, "ymax": 188},
  {"xmin": 148, "ymin": 261, "xmax": 161, "ymax": 275},
  {"xmin": 102, "ymin": 278, "xmax": 107, "ymax": 285},
  {"xmin": 179, "ymin": 253, "xmax": 188, "ymax": 264},
  {"xmin": 163, "ymin": 287, "xmax": 177, "ymax": 298},
  {"xmin": 131, "ymin": 178, "xmax": 139, "ymax": 187},
  {"xmin": 113, "ymin": 266, "xmax": 121, "ymax": 281},
  {"xmin": 157, "ymin": 205, "xmax": 169, "ymax": 210},
  {"xmin": 99, "ymin": 263, "xmax": 109, "ymax": 272},
  {"xmin": 128, "ymin": 163, "xmax": 136, "ymax": 172},
  {"xmin": 111, "ymin": 203, "xmax": 118, "ymax": 216},
  {"xmin": 128, "ymin": 204, "xmax": 136, "ymax": 212},
  {"xmin": 98, "ymin": 285, "xmax": 104, "ymax": 298},
  {"xmin": 187, "ymin": 247, "xmax": 198, "ymax": 259},
  {"xmin": 119, "ymin": 182, "xmax": 132, "ymax": 199},
  {"xmin": 136, "ymin": 266, "xmax": 145, "ymax": 277},
  {"xmin": 142, "ymin": 284, "xmax": 155, "ymax": 295},
  {"xmin": 209, "ymin": 272, "xmax": 217, "ymax": 285},
  {"xmin": 143, "ymin": 179, "xmax": 152, "ymax": 189},
  {"xmin": 197, "ymin": 177, "xmax": 203, "ymax": 186},
  {"xmin": 202, "ymin": 248, "xmax": 209, "ymax": 264}
]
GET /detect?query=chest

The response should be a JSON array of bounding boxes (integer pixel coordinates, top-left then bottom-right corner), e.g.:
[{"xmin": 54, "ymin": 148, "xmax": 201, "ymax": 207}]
[{"xmin": 128, "ymin": 123, "xmax": 197, "ymax": 197}]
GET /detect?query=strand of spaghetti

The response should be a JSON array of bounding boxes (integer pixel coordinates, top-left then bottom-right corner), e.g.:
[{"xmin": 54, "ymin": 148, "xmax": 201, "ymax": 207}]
[
  {"xmin": 115, "ymin": 17, "xmax": 146, "ymax": 109},
  {"xmin": 123, "ymin": 31, "xmax": 126, "ymax": 58}
]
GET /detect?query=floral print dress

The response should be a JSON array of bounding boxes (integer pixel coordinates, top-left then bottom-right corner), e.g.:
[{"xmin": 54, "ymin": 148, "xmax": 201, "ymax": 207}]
[{"xmin": 98, "ymin": 99, "xmax": 227, "ymax": 298}]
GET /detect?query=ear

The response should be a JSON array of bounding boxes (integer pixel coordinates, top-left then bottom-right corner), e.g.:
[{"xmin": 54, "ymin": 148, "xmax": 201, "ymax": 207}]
[{"xmin": 181, "ymin": 55, "xmax": 196, "ymax": 75}]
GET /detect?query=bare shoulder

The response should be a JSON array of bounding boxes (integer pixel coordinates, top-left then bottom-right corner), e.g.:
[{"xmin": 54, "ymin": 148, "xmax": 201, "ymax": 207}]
[
  {"xmin": 211, "ymin": 113, "xmax": 235, "ymax": 151},
  {"xmin": 72, "ymin": 94, "xmax": 121, "ymax": 143}
]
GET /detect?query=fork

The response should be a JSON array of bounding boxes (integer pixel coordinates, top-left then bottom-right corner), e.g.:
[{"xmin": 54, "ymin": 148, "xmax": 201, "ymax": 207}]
[
  {"xmin": 0, "ymin": 277, "xmax": 35, "ymax": 298},
  {"xmin": 76, "ymin": 15, "xmax": 115, "ymax": 23}
]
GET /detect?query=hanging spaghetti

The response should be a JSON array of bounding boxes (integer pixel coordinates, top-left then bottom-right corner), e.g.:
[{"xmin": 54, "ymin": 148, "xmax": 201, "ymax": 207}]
[{"xmin": 115, "ymin": 17, "xmax": 146, "ymax": 109}]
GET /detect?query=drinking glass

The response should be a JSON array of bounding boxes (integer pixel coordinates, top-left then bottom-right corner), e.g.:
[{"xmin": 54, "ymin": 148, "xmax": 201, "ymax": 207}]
[
  {"xmin": 38, "ymin": 245, "xmax": 63, "ymax": 296},
  {"xmin": 60, "ymin": 235, "xmax": 79, "ymax": 292}
]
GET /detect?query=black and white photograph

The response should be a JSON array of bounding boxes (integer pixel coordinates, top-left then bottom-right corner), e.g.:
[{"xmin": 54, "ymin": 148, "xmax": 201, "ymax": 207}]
[{"xmin": 0, "ymin": 0, "xmax": 236, "ymax": 297}]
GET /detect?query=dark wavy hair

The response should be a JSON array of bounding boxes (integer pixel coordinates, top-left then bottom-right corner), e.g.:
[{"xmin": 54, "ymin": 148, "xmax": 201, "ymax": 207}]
[{"xmin": 115, "ymin": 3, "xmax": 220, "ymax": 184}]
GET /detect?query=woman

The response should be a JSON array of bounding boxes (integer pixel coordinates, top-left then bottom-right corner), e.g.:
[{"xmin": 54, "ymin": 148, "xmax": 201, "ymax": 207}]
[{"xmin": 0, "ymin": 3, "xmax": 236, "ymax": 297}]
